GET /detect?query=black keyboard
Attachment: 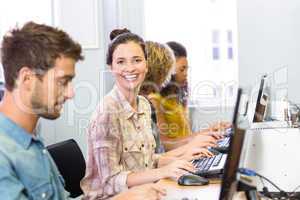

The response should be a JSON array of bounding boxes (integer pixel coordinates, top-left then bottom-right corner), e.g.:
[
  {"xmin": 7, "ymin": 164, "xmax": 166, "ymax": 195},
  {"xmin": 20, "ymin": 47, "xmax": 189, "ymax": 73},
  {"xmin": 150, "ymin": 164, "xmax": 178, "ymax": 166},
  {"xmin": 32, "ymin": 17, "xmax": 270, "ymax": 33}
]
[
  {"xmin": 192, "ymin": 128, "xmax": 232, "ymax": 175},
  {"xmin": 223, "ymin": 127, "xmax": 233, "ymax": 137},
  {"xmin": 217, "ymin": 136, "xmax": 230, "ymax": 148},
  {"xmin": 192, "ymin": 153, "xmax": 224, "ymax": 173}
]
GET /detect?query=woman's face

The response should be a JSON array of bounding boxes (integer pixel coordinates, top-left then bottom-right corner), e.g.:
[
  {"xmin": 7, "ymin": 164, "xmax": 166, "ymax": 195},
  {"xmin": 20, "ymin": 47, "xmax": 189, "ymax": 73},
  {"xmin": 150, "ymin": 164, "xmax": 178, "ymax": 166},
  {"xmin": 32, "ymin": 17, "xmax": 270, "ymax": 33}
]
[
  {"xmin": 111, "ymin": 41, "xmax": 147, "ymax": 92},
  {"xmin": 174, "ymin": 56, "xmax": 188, "ymax": 86}
]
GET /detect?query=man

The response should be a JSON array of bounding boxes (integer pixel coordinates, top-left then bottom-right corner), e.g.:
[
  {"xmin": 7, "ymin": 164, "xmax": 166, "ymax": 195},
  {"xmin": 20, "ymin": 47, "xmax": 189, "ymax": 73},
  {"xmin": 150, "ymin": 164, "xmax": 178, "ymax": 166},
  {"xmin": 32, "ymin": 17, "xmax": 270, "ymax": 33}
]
[{"xmin": 0, "ymin": 22, "xmax": 165, "ymax": 199}]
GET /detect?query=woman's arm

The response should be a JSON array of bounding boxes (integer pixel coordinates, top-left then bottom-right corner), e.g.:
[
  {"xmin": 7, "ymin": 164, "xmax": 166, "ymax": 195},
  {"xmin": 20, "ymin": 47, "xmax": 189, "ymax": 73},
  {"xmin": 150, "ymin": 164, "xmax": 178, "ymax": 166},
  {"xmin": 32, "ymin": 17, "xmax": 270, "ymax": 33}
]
[
  {"xmin": 126, "ymin": 168, "xmax": 163, "ymax": 187},
  {"xmin": 88, "ymin": 105, "xmax": 196, "ymax": 194},
  {"xmin": 159, "ymin": 133, "xmax": 190, "ymax": 151},
  {"xmin": 156, "ymin": 144, "xmax": 214, "ymax": 167},
  {"xmin": 84, "ymin": 111, "xmax": 132, "ymax": 199},
  {"xmin": 127, "ymin": 160, "xmax": 196, "ymax": 187}
]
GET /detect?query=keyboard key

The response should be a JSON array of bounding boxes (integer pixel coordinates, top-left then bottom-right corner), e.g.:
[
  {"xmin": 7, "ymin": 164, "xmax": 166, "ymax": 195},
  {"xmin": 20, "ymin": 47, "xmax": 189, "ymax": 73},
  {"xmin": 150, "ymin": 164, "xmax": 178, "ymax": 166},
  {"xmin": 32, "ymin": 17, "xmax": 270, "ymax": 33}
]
[
  {"xmin": 212, "ymin": 154, "xmax": 223, "ymax": 166},
  {"xmin": 204, "ymin": 157, "xmax": 215, "ymax": 171}
]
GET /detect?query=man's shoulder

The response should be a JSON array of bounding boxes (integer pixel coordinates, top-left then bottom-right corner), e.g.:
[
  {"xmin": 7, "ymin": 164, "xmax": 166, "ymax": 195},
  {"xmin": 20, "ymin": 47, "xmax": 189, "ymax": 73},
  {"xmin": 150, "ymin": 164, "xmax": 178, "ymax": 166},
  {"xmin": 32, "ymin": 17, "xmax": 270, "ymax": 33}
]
[{"xmin": 0, "ymin": 131, "xmax": 19, "ymax": 155}]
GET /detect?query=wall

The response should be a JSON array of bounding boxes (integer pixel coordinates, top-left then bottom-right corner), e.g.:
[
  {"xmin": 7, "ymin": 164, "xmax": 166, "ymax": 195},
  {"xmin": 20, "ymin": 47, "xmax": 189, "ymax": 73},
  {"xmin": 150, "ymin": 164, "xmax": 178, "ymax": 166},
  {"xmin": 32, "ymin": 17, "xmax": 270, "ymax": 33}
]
[
  {"xmin": 40, "ymin": 0, "xmax": 108, "ymax": 157},
  {"xmin": 237, "ymin": 0, "xmax": 300, "ymax": 104}
]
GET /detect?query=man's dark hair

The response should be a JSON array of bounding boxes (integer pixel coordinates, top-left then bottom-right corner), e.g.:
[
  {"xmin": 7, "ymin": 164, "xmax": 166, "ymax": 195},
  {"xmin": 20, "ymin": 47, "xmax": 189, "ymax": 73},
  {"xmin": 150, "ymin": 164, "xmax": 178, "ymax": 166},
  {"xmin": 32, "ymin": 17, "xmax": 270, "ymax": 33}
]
[{"xmin": 1, "ymin": 21, "xmax": 84, "ymax": 91}]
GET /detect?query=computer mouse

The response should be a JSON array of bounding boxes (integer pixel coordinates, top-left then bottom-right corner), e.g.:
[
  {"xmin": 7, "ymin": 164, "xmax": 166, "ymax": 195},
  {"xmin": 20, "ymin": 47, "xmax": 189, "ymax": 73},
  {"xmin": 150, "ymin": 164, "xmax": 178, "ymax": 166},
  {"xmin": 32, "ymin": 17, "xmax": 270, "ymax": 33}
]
[{"xmin": 178, "ymin": 174, "xmax": 209, "ymax": 186}]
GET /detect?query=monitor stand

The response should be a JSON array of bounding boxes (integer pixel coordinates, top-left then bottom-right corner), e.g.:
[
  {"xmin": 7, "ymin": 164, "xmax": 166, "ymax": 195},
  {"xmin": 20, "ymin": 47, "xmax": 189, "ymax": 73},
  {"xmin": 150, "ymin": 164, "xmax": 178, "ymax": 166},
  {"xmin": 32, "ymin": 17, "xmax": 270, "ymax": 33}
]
[{"xmin": 238, "ymin": 181, "xmax": 261, "ymax": 200}]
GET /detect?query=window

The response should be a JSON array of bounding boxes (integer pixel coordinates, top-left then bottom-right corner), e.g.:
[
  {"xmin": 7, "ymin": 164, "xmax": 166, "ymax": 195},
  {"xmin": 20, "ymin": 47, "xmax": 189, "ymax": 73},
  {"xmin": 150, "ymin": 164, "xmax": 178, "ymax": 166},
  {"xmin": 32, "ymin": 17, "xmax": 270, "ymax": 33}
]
[
  {"xmin": 0, "ymin": 0, "xmax": 53, "ymax": 82},
  {"xmin": 212, "ymin": 30, "xmax": 220, "ymax": 60},
  {"xmin": 227, "ymin": 30, "xmax": 234, "ymax": 60},
  {"xmin": 144, "ymin": 0, "xmax": 238, "ymax": 106}
]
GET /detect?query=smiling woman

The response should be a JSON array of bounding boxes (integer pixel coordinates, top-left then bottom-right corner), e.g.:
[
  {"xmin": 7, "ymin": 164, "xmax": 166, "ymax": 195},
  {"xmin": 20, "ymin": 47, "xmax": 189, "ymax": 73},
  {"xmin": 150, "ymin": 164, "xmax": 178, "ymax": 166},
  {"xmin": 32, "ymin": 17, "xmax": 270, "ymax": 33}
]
[
  {"xmin": 111, "ymin": 41, "xmax": 148, "ymax": 95},
  {"xmin": 80, "ymin": 28, "xmax": 212, "ymax": 200},
  {"xmin": 106, "ymin": 28, "xmax": 148, "ymax": 108}
]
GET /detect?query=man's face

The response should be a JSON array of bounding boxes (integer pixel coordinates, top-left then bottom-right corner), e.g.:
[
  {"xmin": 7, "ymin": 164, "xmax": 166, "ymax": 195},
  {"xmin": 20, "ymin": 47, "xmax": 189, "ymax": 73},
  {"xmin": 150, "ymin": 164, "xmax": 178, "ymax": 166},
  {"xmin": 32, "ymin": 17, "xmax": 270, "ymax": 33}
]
[{"xmin": 31, "ymin": 56, "xmax": 76, "ymax": 119}]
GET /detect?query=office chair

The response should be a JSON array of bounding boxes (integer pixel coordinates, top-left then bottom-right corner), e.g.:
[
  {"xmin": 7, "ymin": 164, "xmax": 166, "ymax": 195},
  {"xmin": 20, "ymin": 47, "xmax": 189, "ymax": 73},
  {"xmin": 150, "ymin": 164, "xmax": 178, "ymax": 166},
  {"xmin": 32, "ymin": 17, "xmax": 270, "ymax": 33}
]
[
  {"xmin": 47, "ymin": 139, "xmax": 86, "ymax": 198},
  {"xmin": 0, "ymin": 81, "xmax": 4, "ymax": 101}
]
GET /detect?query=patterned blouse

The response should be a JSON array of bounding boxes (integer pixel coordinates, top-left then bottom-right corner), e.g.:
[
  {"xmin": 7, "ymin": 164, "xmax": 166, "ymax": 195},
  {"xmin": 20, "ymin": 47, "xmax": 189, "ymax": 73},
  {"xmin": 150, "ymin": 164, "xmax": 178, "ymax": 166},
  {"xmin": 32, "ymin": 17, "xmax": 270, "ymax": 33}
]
[{"xmin": 81, "ymin": 86, "xmax": 160, "ymax": 200}]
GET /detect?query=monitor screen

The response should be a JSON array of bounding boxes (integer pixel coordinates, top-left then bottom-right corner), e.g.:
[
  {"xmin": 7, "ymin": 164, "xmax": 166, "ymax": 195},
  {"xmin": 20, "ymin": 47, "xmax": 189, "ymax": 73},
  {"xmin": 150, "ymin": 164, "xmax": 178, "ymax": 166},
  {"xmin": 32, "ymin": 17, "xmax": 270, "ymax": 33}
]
[
  {"xmin": 253, "ymin": 75, "xmax": 268, "ymax": 122},
  {"xmin": 247, "ymin": 74, "xmax": 269, "ymax": 124},
  {"xmin": 219, "ymin": 89, "xmax": 246, "ymax": 200}
]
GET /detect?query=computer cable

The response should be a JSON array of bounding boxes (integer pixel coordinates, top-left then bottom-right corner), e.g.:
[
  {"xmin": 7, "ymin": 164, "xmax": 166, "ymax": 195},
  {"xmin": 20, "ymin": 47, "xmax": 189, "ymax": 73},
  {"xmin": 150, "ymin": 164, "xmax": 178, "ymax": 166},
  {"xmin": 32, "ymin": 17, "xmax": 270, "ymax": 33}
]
[
  {"xmin": 238, "ymin": 168, "xmax": 289, "ymax": 199},
  {"xmin": 288, "ymin": 185, "xmax": 300, "ymax": 199},
  {"xmin": 291, "ymin": 185, "xmax": 300, "ymax": 193},
  {"xmin": 257, "ymin": 176, "xmax": 273, "ymax": 199},
  {"xmin": 288, "ymin": 100, "xmax": 300, "ymax": 112}
]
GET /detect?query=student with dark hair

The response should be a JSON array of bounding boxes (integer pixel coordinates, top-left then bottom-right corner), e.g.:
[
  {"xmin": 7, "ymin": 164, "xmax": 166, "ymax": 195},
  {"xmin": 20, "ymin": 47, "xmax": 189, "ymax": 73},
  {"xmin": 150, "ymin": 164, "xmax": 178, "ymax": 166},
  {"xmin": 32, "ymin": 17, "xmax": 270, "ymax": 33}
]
[
  {"xmin": 139, "ymin": 41, "xmax": 217, "ymax": 152},
  {"xmin": 166, "ymin": 41, "xmax": 188, "ymax": 107},
  {"xmin": 167, "ymin": 41, "xmax": 187, "ymax": 58},
  {"xmin": 166, "ymin": 42, "xmax": 232, "ymax": 131},
  {"xmin": 81, "ymin": 29, "xmax": 212, "ymax": 200},
  {"xmin": 139, "ymin": 41, "xmax": 219, "ymax": 151},
  {"xmin": 144, "ymin": 41, "xmax": 228, "ymax": 151}
]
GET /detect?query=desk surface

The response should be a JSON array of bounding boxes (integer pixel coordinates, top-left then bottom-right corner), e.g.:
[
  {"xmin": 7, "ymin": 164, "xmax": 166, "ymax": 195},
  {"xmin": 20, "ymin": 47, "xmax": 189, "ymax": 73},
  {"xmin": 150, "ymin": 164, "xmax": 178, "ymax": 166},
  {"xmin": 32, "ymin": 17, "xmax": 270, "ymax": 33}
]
[{"xmin": 158, "ymin": 178, "xmax": 249, "ymax": 200}]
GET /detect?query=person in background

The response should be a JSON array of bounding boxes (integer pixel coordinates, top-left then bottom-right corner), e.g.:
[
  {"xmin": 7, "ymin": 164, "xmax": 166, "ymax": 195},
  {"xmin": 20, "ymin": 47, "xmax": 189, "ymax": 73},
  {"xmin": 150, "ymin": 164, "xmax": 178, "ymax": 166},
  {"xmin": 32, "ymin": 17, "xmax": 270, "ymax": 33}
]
[
  {"xmin": 166, "ymin": 41, "xmax": 231, "ymax": 134},
  {"xmin": 81, "ymin": 29, "xmax": 212, "ymax": 200},
  {"xmin": 140, "ymin": 41, "xmax": 217, "ymax": 152},
  {"xmin": 139, "ymin": 40, "xmax": 176, "ymax": 153},
  {"xmin": 166, "ymin": 41, "xmax": 189, "ymax": 108},
  {"xmin": 0, "ymin": 22, "xmax": 166, "ymax": 200},
  {"xmin": 140, "ymin": 41, "xmax": 221, "ymax": 151}
]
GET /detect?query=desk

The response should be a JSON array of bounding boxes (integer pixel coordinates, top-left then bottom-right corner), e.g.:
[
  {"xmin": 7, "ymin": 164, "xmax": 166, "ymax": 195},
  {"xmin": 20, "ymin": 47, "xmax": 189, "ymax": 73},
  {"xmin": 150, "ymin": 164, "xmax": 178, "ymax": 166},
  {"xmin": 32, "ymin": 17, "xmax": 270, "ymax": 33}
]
[{"xmin": 158, "ymin": 179, "xmax": 250, "ymax": 200}]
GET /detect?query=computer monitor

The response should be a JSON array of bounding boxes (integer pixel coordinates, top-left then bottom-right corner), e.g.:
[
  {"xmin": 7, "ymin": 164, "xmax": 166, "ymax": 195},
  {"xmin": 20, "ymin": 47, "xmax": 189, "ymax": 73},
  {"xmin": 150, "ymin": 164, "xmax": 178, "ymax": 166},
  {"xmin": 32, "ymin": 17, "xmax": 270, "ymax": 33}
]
[
  {"xmin": 253, "ymin": 75, "xmax": 268, "ymax": 122},
  {"xmin": 162, "ymin": 89, "xmax": 246, "ymax": 200},
  {"xmin": 247, "ymin": 74, "xmax": 269, "ymax": 124},
  {"xmin": 192, "ymin": 88, "xmax": 244, "ymax": 178},
  {"xmin": 219, "ymin": 89, "xmax": 246, "ymax": 200}
]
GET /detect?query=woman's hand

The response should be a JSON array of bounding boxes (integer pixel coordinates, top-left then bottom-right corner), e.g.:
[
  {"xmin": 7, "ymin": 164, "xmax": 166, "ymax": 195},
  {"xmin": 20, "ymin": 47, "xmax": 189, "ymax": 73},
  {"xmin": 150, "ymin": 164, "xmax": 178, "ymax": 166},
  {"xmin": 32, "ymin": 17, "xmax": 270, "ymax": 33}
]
[
  {"xmin": 197, "ymin": 130, "xmax": 224, "ymax": 140},
  {"xmin": 157, "ymin": 160, "xmax": 195, "ymax": 180},
  {"xmin": 180, "ymin": 147, "xmax": 214, "ymax": 161},
  {"xmin": 195, "ymin": 121, "xmax": 231, "ymax": 139},
  {"xmin": 188, "ymin": 134, "xmax": 217, "ymax": 148},
  {"xmin": 210, "ymin": 121, "xmax": 231, "ymax": 132}
]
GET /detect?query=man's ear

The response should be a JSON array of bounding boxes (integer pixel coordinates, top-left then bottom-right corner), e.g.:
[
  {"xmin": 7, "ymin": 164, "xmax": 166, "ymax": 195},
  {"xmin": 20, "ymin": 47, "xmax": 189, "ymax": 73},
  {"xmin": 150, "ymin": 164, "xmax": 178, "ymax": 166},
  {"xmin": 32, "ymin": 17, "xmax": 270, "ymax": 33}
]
[{"xmin": 16, "ymin": 67, "xmax": 35, "ymax": 90}]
